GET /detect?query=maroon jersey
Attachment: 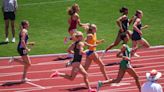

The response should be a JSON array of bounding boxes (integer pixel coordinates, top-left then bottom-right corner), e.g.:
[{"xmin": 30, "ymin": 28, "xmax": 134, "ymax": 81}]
[{"xmin": 68, "ymin": 16, "xmax": 78, "ymax": 31}]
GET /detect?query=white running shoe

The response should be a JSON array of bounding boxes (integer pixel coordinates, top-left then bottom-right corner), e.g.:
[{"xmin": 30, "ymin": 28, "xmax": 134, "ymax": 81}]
[
  {"xmin": 21, "ymin": 78, "xmax": 31, "ymax": 83},
  {"xmin": 12, "ymin": 38, "xmax": 15, "ymax": 43},
  {"xmin": 5, "ymin": 38, "xmax": 9, "ymax": 42},
  {"xmin": 65, "ymin": 61, "xmax": 72, "ymax": 67},
  {"xmin": 9, "ymin": 56, "xmax": 14, "ymax": 63},
  {"xmin": 134, "ymin": 53, "xmax": 140, "ymax": 57}
]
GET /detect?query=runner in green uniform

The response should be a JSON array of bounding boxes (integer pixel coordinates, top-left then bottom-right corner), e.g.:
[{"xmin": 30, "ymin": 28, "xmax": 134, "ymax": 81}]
[{"xmin": 97, "ymin": 33, "xmax": 141, "ymax": 92}]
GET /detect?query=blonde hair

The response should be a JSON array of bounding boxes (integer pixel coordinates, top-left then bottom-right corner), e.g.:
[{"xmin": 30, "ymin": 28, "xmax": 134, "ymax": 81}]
[
  {"xmin": 87, "ymin": 33, "xmax": 93, "ymax": 38},
  {"xmin": 67, "ymin": 3, "xmax": 80, "ymax": 16},
  {"xmin": 87, "ymin": 24, "xmax": 97, "ymax": 34},
  {"xmin": 73, "ymin": 31, "xmax": 83, "ymax": 38},
  {"xmin": 135, "ymin": 10, "xmax": 143, "ymax": 17}
]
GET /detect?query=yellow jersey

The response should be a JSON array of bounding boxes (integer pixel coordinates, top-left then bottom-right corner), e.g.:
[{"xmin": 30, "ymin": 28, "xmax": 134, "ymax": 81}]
[{"xmin": 87, "ymin": 33, "xmax": 97, "ymax": 51}]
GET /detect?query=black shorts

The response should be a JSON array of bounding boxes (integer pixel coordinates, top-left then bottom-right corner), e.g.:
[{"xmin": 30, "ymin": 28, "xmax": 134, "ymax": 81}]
[
  {"xmin": 3, "ymin": 12, "xmax": 15, "ymax": 20},
  {"xmin": 72, "ymin": 55, "xmax": 82, "ymax": 63},
  {"xmin": 132, "ymin": 32, "xmax": 142, "ymax": 41},
  {"xmin": 17, "ymin": 48, "xmax": 28, "ymax": 56}
]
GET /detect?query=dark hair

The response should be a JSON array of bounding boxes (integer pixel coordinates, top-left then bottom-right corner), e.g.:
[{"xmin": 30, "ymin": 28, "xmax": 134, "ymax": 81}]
[
  {"xmin": 67, "ymin": 3, "xmax": 79, "ymax": 16},
  {"xmin": 120, "ymin": 7, "xmax": 128, "ymax": 13}
]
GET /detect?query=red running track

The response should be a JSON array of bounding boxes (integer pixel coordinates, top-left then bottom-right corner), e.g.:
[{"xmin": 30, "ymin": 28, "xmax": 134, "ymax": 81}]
[{"xmin": 0, "ymin": 46, "xmax": 164, "ymax": 92}]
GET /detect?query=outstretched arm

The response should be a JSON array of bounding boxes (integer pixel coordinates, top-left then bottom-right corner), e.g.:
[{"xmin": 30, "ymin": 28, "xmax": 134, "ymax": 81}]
[
  {"xmin": 141, "ymin": 25, "xmax": 148, "ymax": 30},
  {"xmin": 96, "ymin": 39, "xmax": 105, "ymax": 44}
]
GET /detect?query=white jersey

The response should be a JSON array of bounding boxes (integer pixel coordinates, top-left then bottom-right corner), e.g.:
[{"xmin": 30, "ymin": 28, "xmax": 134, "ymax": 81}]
[
  {"xmin": 2, "ymin": 0, "xmax": 18, "ymax": 12},
  {"xmin": 141, "ymin": 81, "xmax": 163, "ymax": 92}
]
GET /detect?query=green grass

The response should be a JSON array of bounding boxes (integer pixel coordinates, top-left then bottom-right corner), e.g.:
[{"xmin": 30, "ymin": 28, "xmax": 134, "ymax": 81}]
[{"xmin": 0, "ymin": 0, "xmax": 164, "ymax": 57}]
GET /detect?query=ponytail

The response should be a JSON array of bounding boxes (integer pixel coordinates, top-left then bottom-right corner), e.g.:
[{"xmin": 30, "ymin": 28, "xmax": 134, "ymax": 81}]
[{"xmin": 120, "ymin": 7, "xmax": 128, "ymax": 14}]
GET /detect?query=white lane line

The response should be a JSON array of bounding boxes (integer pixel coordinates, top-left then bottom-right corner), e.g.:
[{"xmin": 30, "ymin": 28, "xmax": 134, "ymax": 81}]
[
  {"xmin": 110, "ymin": 82, "xmax": 131, "ymax": 87},
  {"xmin": 26, "ymin": 81, "xmax": 46, "ymax": 89},
  {"xmin": 0, "ymin": 54, "xmax": 164, "ymax": 69},
  {"xmin": 0, "ymin": 67, "xmax": 164, "ymax": 84},
  {"xmin": 19, "ymin": 0, "xmax": 75, "ymax": 6},
  {"xmin": 15, "ymin": 86, "xmax": 52, "ymax": 92},
  {"xmin": 1, "ymin": 78, "xmax": 163, "ymax": 92},
  {"xmin": 0, "ymin": 57, "xmax": 164, "ymax": 77},
  {"xmin": 0, "ymin": 45, "xmax": 163, "ymax": 60}
]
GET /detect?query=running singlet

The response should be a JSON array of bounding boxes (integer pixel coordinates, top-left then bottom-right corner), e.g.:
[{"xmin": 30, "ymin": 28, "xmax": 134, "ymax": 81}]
[
  {"xmin": 87, "ymin": 33, "xmax": 97, "ymax": 51},
  {"xmin": 133, "ymin": 21, "xmax": 142, "ymax": 35},
  {"xmin": 72, "ymin": 41, "xmax": 82, "ymax": 62},
  {"xmin": 123, "ymin": 44, "xmax": 131, "ymax": 58},
  {"xmin": 132, "ymin": 20, "xmax": 142, "ymax": 41},
  {"xmin": 121, "ymin": 17, "xmax": 129, "ymax": 32},
  {"xmin": 68, "ymin": 16, "xmax": 78, "ymax": 31},
  {"xmin": 17, "ymin": 29, "xmax": 29, "ymax": 49},
  {"xmin": 120, "ymin": 44, "xmax": 131, "ymax": 70}
]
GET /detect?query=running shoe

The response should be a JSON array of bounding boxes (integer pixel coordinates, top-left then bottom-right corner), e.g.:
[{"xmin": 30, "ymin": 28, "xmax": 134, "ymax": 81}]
[
  {"xmin": 9, "ymin": 56, "xmax": 14, "ymax": 63},
  {"xmin": 65, "ymin": 61, "xmax": 72, "ymax": 67},
  {"xmin": 12, "ymin": 38, "xmax": 16, "ymax": 43},
  {"xmin": 134, "ymin": 53, "xmax": 140, "ymax": 57},
  {"xmin": 5, "ymin": 38, "xmax": 9, "ymax": 42},
  {"xmin": 88, "ymin": 88, "xmax": 97, "ymax": 92},
  {"xmin": 50, "ymin": 71, "xmax": 59, "ymax": 78},
  {"xmin": 21, "ymin": 78, "xmax": 31, "ymax": 83}
]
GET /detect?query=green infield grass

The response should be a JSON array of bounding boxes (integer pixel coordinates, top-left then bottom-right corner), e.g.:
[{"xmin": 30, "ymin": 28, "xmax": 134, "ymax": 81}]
[{"xmin": 0, "ymin": 0, "xmax": 164, "ymax": 57}]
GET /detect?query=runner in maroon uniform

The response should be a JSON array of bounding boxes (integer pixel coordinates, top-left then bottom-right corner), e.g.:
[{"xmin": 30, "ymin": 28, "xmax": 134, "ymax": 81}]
[{"xmin": 64, "ymin": 3, "xmax": 87, "ymax": 43}]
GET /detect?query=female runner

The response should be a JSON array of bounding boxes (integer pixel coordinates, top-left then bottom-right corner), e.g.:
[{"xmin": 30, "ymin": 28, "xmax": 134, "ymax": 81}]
[
  {"xmin": 51, "ymin": 31, "xmax": 96, "ymax": 92},
  {"xmin": 131, "ymin": 10, "xmax": 150, "ymax": 56},
  {"xmin": 9, "ymin": 20, "xmax": 32, "ymax": 82},
  {"xmin": 105, "ymin": 7, "xmax": 134, "ymax": 52},
  {"xmin": 97, "ymin": 34, "xmax": 141, "ymax": 92},
  {"xmin": 64, "ymin": 3, "xmax": 86, "ymax": 43},
  {"xmin": 84, "ymin": 24, "xmax": 109, "ymax": 80}
]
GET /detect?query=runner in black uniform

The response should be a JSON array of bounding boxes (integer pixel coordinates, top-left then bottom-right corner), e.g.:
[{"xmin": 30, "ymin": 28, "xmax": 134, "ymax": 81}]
[
  {"xmin": 132, "ymin": 10, "xmax": 150, "ymax": 57},
  {"xmin": 105, "ymin": 7, "xmax": 134, "ymax": 52},
  {"xmin": 51, "ymin": 31, "xmax": 96, "ymax": 92}
]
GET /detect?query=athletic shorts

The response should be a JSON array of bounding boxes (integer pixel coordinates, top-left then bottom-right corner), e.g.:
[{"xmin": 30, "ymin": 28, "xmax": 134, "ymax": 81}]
[
  {"xmin": 17, "ymin": 48, "xmax": 28, "ymax": 56},
  {"xmin": 86, "ymin": 51, "xmax": 94, "ymax": 56},
  {"xmin": 132, "ymin": 31, "xmax": 142, "ymax": 41},
  {"xmin": 3, "ymin": 12, "xmax": 15, "ymax": 20},
  {"xmin": 120, "ymin": 60, "xmax": 132, "ymax": 70},
  {"xmin": 72, "ymin": 55, "xmax": 82, "ymax": 63}
]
